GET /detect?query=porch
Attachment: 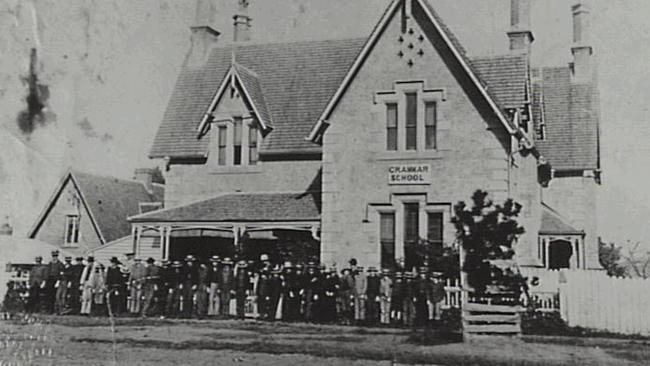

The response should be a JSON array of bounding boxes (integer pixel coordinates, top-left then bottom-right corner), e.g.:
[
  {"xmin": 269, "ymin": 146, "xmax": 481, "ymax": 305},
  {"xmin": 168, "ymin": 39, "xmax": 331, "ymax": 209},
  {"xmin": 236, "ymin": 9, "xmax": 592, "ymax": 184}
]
[{"xmin": 128, "ymin": 192, "xmax": 321, "ymax": 262}]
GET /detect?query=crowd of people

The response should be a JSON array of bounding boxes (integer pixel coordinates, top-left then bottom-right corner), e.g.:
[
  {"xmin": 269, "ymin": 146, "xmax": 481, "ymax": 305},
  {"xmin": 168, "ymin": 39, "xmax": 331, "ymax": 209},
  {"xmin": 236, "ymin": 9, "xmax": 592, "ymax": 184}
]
[{"xmin": 3, "ymin": 250, "xmax": 451, "ymax": 327}]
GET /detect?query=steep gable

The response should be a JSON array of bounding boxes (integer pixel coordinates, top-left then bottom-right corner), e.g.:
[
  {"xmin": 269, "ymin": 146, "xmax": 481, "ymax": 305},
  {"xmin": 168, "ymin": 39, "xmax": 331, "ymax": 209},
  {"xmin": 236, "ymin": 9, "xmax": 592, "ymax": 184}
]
[{"xmin": 29, "ymin": 171, "xmax": 165, "ymax": 246}]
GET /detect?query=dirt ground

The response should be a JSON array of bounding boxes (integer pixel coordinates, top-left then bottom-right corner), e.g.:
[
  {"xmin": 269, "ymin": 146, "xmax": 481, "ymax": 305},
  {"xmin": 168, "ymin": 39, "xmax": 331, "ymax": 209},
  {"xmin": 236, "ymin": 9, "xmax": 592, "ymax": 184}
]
[{"xmin": 0, "ymin": 315, "xmax": 648, "ymax": 366}]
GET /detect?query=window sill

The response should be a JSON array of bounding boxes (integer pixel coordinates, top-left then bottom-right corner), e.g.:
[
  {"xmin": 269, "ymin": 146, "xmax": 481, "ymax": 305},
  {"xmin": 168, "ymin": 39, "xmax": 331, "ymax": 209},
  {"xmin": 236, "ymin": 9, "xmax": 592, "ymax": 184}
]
[
  {"xmin": 209, "ymin": 165, "xmax": 263, "ymax": 175},
  {"xmin": 373, "ymin": 150, "xmax": 447, "ymax": 161},
  {"xmin": 62, "ymin": 243, "xmax": 79, "ymax": 248}
]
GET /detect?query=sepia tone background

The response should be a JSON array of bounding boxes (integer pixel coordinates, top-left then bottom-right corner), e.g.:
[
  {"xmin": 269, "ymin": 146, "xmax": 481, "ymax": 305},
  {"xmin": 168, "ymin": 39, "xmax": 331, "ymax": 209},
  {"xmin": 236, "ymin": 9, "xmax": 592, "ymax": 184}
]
[{"xmin": 0, "ymin": 0, "xmax": 647, "ymax": 247}]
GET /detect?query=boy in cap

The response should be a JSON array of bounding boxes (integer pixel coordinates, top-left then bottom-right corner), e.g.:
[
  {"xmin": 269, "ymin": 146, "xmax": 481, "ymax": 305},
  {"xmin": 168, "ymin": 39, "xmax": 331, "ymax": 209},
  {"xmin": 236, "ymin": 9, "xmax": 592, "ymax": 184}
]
[
  {"xmin": 402, "ymin": 272, "xmax": 416, "ymax": 327},
  {"xmin": 428, "ymin": 272, "xmax": 446, "ymax": 322},
  {"xmin": 55, "ymin": 256, "xmax": 73, "ymax": 314},
  {"xmin": 256, "ymin": 267, "xmax": 272, "ymax": 320},
  {"xmin": 379, "ymin": 269, "xmax": 393, "ymax": 324},
  {"xmin": 28, "ymin": 256, "xmax": 48, "ymax": 313},
  {"xmin": 218, "ymin": 257, "xmax": 234, "ymax": 316},
  {"xmin": 414, "ymin": 268, "xmax": 430, "ymax": 325},
  {"xmin": 128, "ymin": 257, "xmax": 146, "ymax": 315},
  {"xmin": 46, "ymin": 250, "xmax": 64, "ymax": 314},
  {"xmin": 365, "ymin": 267, "xmax": 380, "ymax": 325}
]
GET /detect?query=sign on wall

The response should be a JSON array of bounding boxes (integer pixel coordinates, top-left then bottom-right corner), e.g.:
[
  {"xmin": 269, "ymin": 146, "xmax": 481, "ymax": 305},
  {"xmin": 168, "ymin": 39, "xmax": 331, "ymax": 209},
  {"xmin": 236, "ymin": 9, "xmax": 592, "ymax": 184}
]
[{"xmin": 388, "ymin": 164, "xmax": 431, "ymax": 185}]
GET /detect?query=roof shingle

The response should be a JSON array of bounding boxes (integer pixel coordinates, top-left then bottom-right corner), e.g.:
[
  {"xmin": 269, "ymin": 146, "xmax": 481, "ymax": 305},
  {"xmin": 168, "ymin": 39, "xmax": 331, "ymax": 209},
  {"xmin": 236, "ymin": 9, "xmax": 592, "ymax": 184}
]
[
  {"xmin": 533, "ymin": 67, "xmax": 600, "ymax": 171},
  {"xmin": 129, "ymin": 192, "xmax": 320, "ymax": 223},
  {"xmin": 540, "ymin": 204, "xmax": 583, "ymax": 235},
  {"xmin": 73, "ymin": 171, "xmax": 164, "ymax": 242},
  {"xmin": 150, "ymin": 38, "xmax": 366, "ymax": 158}
]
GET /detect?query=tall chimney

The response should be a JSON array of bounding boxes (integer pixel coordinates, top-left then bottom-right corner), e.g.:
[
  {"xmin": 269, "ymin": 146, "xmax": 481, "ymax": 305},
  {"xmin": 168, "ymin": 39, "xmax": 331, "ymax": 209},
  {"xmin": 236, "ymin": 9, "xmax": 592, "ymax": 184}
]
[
  {"xmin": 187, "ymin": 0, "xmax": 220, "ymax": 67},
  {"xmin": 507, "ymin": 0, "xmax": 534, "ymax": 54},
  {"xmin": 233, "ymin": 0, "xmax": 252, "ymax": 42},
  {"xmin": 134, "ymin": 168, "xmax": 154, "ymax": 193},
  {"xmin": 571, "ymin": 2, "xmax": 593, "ymax": 82}
]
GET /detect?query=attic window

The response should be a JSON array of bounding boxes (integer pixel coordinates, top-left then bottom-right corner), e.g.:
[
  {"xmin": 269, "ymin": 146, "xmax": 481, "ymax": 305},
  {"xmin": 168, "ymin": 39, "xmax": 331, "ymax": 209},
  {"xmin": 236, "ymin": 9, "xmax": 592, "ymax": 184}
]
[{"xmin": 64, "ymin": 215, "xmax": 79, "ymax": 246}]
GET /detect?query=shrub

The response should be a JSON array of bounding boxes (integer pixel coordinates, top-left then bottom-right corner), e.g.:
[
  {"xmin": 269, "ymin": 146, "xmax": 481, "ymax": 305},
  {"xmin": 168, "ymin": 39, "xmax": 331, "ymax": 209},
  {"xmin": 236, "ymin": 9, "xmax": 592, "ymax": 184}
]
[{"xmin": 521, "ymin": 310, "xmax": 568, "ymax": 336}]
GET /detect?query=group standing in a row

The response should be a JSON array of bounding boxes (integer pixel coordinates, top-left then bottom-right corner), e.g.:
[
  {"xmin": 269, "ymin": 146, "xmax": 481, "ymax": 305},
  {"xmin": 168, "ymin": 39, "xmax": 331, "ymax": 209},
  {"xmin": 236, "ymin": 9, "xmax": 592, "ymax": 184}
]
[{"xmin": 9, "ymin": 252, "xmax": 449, "ymax": 327}]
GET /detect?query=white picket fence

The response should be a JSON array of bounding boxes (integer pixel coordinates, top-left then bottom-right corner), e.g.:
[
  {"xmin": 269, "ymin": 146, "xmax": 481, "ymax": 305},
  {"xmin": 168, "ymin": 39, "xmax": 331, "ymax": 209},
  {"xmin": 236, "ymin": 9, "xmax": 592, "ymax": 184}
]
[{"xmin": 559, "ymin": 270, "xmax": 650, "ymax": 335}]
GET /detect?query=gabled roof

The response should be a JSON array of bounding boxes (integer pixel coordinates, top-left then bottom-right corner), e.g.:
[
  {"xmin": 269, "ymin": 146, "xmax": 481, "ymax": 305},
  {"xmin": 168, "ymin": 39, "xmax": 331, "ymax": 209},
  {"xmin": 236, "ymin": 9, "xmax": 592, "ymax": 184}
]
[
  {"xmin": 307, "ymin": 0, "xmax": 530, "ymax": 144},
  {"xmin": 151, "ymin": 0, "xmax": 538, "ymax": 159},
  {"xmin": 196, "ymin": 62, "xmax": 274, "ymax": 135},
  {"xmin": 532, "ymin": 67, "xmax": 600, "ymax": 171},
  {"xmin": 150, "ymin": 38, "xmax": 366, "ymax": 158},
  {"xmin": 28, "ymin": 171, "xmax": 165, "ymax": 244},
  {"xmin": 540, "ymin": 203, "xmax": 584, "ymax": 236},
  {"xmin": 129, "ymin": 192, "xmax": 320, "ymax": 223}
]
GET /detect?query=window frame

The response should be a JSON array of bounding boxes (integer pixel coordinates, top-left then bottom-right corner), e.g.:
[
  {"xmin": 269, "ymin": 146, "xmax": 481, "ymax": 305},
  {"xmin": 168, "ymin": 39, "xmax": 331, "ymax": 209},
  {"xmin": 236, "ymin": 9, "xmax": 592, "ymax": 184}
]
[
  {"xmin": 64, "ymin": 214, "xmax": 80, "ymax": 246},
  {"xmin": 379, "ymin": 211, "xmax": 396, "ymax": 269}
]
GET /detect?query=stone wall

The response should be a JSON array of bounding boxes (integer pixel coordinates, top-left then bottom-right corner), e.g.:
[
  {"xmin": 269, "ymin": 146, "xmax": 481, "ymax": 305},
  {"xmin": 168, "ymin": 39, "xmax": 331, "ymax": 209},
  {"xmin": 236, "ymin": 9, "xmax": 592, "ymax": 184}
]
[{"xmin": 319, "ymin": 8, "xmax": 540, "ymax": 269}]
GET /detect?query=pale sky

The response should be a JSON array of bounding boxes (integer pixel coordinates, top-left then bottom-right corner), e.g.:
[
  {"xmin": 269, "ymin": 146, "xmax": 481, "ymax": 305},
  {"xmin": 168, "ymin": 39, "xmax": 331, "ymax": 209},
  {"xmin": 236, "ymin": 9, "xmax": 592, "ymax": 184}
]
[{"xmin": 1, "ymin": 0, "xmax": 649, "ymax": 244}]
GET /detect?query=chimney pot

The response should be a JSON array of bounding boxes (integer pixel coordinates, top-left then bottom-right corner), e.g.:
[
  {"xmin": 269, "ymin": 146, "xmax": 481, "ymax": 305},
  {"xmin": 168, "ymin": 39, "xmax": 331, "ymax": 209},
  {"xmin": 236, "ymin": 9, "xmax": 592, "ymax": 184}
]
[
  {"xmin": 507, "ymin": 0, "xmax": 534, "ymax": 53},
  {"xmin": 571, "ymin": 2, "xmax": 593, "ymax": 82},
  {"xmin": 233, "ymin": 0, "xmax": 252, "ymax": 42}
]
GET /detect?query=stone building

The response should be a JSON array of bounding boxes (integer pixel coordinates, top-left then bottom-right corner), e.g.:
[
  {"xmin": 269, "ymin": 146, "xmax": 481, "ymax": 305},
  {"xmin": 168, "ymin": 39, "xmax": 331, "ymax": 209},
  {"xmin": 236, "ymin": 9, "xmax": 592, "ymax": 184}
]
[{"xmin": 131, "ymin": 0, "xmax": 601, "ymax": 273}]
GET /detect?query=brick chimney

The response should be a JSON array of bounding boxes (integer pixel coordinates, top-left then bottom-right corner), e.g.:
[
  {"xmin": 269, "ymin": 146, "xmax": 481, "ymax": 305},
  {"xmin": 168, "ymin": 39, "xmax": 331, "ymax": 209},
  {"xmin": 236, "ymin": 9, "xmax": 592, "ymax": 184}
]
[
  {"xmin": 233, "ymin": 0, "xmax": 252, "ymax": 42},
  {"xmin": 187, "ymin": 0, "xmax": 221, "ymax": 67},
  {"xmin": 571, "ymin": 2, "xmax": 594, "ymax": 82},
  {"xmin": 507, "ymin": 0, "xmax": 534, "ymax": 54},
  {"xmin": 134, "ymin": 168, "xmax": 154, "ymax": 193}
]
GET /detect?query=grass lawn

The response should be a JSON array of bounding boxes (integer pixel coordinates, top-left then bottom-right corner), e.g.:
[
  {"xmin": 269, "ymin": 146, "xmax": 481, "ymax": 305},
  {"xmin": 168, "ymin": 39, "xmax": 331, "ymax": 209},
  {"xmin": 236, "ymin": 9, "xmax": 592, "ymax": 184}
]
[{"xmin": 0, "ymin": 314, "xmax": 648, "ymax": 365}]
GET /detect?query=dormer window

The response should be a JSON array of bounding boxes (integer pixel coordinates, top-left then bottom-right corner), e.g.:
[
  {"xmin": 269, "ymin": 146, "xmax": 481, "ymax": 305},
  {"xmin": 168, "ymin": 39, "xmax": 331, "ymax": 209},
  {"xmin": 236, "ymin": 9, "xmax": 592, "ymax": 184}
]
[
  {"xmin": 213, "ymin": 117, "xmax": 261, "ymax": 167},
  {"xmin": 64, "ymin": 214, "xmax": 79, "ymax": 246}
]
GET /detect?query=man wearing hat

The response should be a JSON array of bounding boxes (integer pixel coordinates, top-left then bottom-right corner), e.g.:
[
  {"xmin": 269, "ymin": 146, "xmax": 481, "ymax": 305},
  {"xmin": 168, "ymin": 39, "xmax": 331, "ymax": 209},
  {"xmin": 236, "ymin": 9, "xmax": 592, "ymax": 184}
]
[
  {"xmin": 402, "ymin": 272, "xmax": 416, "ymax": 326},
  {"xmin": 234, "ymin": 260, "xmax": 249, "ymax": 319},
  {"xmin": 379, "ymin": 269, "xmax": 393, "ymax": 324},
  {"xmin": 256, "ymin": 267, "xmax": 272, "ymax": 320},
  {"xmin": 55, "ymin": 256, "xmax": 73, "ymax": 314},
  {"xmin": 217, "ymin": 257, "xmax": 234, "ymax": 316},
  {"xmin": 414, "ymin": 268, "xmax": 430, "ymax": 325},
  {"xmin": 207, "ymin": 256, "xmax": 220, "ymax": 316},
  {"xmin": 165, "ymin": 261, "xmax": 183, "ymax": 318},
  {"xmin": 46, "ymin": 250, "xmax": 64, "ymax": 314},
  {"xmin": 303, "ymin": 263, "xmax": 320, "ymax": 322},
  {"xmin": 365, "ymin": 267, "xmax": 381, "ymax": 325},
  {"xmin": 141, "ymin": 258, "xmax": 162, "ymax": 317},
  {"xmin": 28, "ymin": 256, "xmax": 48, "ymax": 313},
  {"xmin": 338, "ymin": 268, "xmax": 354, "ymax": 325},
  {"xmin": 181, "ymin": 255, "xmax": 199, "ymax": 318},
  {"xmin": 128, "ymin": 257, "xmax": 146, "ymax": 315},
  {"xmin": 105, "ymin": 257, "xmax": 124, "ymax": 316},
  {"xmin": 282, "ymin": 263, "xmax": 302, "ymax": 321},
  {"xmin": 269, "ymin": 266, "xmax": 283, "ymax": 320},
  {"xmin": 352, "ymin": 265, "xmax": 367, "ymax": 324},
  {"xmin": 320, "ymin": 267, "xmax": 338, "ymax": 323}
]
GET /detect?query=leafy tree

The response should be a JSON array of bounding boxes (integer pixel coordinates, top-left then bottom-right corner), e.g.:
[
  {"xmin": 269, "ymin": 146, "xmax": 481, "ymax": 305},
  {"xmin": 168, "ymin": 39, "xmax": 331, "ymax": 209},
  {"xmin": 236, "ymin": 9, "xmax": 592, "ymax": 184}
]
[
  {"xmin": 598, "ymin": 238, "xmax": 627, "ymax": 277},
  {"xmin": 452, "ymin": 190, "xmax": 525, "ymax": 294}
]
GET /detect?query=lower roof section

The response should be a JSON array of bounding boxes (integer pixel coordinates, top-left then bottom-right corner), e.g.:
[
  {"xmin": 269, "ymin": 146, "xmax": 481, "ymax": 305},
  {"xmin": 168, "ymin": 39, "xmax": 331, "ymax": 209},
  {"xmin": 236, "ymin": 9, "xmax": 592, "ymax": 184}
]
[
  {"xmin": 129, "ymin": 192, "xmax": 321, "ymax": 223},
  {"xmin": 539, "ymin": 203, "xmax": 584, "ymax": 236}
]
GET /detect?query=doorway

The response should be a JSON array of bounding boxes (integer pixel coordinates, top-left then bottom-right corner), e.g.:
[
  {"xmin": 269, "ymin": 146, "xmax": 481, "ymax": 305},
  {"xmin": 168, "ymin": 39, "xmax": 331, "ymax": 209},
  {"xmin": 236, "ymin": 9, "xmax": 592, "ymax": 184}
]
[{"xmin": 548, "ymin": 239, "xmax": 573, "ymax": 269}]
